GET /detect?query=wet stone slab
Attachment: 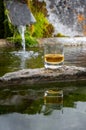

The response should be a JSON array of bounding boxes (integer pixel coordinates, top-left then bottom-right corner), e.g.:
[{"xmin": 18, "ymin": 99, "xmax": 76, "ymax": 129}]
[{"xmin": 0, "ymin": 65, "xmax": 86, "ymax": 87}]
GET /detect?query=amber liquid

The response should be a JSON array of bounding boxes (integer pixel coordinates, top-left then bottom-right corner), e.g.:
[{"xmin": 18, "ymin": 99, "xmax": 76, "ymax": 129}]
[
  {"xmin": 44, "ymin": 96, "xmax": 63, "ymax": 104},
  {"xmin": 44, "ymin": 90, "xmax": 63, "ymax": 105},
  {"xmin": 44, "ymin": 54, "xmax": 64, "ymax": 64}
]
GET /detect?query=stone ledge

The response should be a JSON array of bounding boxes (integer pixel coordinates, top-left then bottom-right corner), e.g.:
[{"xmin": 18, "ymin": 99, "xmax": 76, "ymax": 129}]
[
  {"xmin": 38, "ymin": 37, "xmax": 86, "ymax": 47},
  {"xmin": 0, "ymin": 39, "xmax": 14, "ymax": 48},
  {"xmin": 0, "ymin": 65, "xmax": 86, "ymax": 87}
]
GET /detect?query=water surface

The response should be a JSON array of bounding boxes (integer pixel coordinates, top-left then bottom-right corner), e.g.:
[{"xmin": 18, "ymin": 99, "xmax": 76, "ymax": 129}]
[
  {"xmin": 0, "ymin": 46, "xmax": 86, "ymax": 76},
  {"xmin": 0, "ymin": 81, "xmax": 86, "ymax": 130}
]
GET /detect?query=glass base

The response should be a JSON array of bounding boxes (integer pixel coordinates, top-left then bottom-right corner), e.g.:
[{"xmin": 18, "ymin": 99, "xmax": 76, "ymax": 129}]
[{"xmin": 44, "ymin": 62, "xmax": 64, "ymax": 69}]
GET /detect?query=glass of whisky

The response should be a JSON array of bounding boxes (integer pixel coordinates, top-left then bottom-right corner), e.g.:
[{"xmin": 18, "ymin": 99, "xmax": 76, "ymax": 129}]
[{"xmin": 44, "ymin": 42, "xmax": 64, "ymax": 69}]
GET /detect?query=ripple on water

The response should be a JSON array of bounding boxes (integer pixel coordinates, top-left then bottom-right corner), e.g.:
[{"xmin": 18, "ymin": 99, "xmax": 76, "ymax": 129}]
[{"xmin": 11, "ymin": 50, "xmax": 39, "ymax": 59}]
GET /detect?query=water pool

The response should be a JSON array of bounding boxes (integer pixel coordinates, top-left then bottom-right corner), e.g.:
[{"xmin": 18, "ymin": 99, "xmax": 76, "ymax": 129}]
[
  {"xmin": 0, "ymin": 44, "xmax": 86, "ymax": 130},
  {"xmin": 0, "ymin": 46, "xmax": 86, "ymax": 76},
  {"xmin": 0, "ymin": 81, "xmax": 86, "ymax": 130}
]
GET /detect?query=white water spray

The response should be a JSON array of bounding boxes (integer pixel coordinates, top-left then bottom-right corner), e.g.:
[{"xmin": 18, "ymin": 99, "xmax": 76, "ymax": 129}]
[{"xmin": 18, "ymin": 25, "xmax": 26, "ymax": 51}]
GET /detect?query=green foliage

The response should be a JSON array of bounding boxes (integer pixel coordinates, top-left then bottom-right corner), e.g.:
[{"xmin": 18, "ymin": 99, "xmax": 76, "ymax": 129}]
[
  {"xmin": 24, "ymin": 99, "xmax": 43, "ymax": 114},
  {"xmin": 43, "ymin": 23, "xmax": 54, "ymax": 37},
  {"xmin": 25, "ymin": 36, "xmax": 38, "ymax": 47},
  {"xmin": 7, "ymin": 30, "xmax": 38, "ymax": 47},
  {"xmin": 0, "ymin": 0, "xmax": 5, "ymax": 38},
  {"xmin": 31, "ymin": 0, "xmax": 47, "ymax": 16},
  {"xmin": 64, "ymin": 93, "xmax": 86, "ymax": 107},
  {"xmin": 32, "ymin": 12, "xmax": 47, "ymax": 38},
  {"xmin": 56, "ymin": 33, "xmax": 66, "ymax": 37},
  {"xmin": 32, "ymin": 12, "xmax": 54, "ymax": 38},
  {"xmin": 4, "ymin": 18, "xmax": 14, "ymax": 38},
  {"xmin": 25, "ymin": 28, "xmax": 38, "ymax": 46},
  {"xmin": 30, "ymin": 0, "xmax": 54, "ymax": 38},
  {"xmin": 4, "ymin": 5, "xmax": 14, "ymax": 38}
]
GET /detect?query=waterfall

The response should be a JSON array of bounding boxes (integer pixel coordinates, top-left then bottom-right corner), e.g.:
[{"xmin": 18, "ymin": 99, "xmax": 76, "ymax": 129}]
[
  {"xmin": 43, "ymin": 0, "xmax": 86, "ymax": 37},
  {"xmin": 18, "ymin": 25, "xmax": 26, "ymax": 51}
]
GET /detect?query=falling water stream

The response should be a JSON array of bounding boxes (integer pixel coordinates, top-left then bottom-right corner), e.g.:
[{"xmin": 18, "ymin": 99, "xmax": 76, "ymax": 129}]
[
  {"xmin": 18, "ymin": 25, "xmax": 26, "ymax": 51},
  {"xmin": 11, "ymin": 25, "xmax": 39, "ymax": 70}
]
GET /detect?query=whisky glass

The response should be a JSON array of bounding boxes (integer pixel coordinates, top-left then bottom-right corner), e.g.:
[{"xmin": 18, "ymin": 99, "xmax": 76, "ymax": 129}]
[{"xmin": 44, "ymin": 42, "xmax": 64, "ymax": 69}]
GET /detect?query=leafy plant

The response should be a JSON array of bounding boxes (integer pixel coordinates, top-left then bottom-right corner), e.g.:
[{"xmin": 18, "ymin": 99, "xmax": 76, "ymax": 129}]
[
  {"xmin": 30, "ymin": 0, "xmax": 54, "ymax": 38},
  {"xmin": 0, "ymin": 0, "xmax": 5, "ymax": 38},
  {"xmin": 32, "ymin": 12, "xmax": 54, "ymax": 38},
  {"xmin": 7, "ymin": 29, "xmax": 38, "ymax": 47}
]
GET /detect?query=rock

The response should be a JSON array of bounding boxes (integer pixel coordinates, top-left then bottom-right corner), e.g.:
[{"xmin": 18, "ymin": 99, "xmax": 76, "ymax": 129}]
[
  {"xmin": 37, "ymin": 37, "xmax": 86, "ymax": 47},
  {"xmin": 0, "ymin": 39, "xmax": 14, "ymax": 48},
  {"xmin": 4, "ymin": 0, "xmax": 36, "ymax": 26},
  {"xmin": 0, "ymin": 65, "xmax": 86, "ymax": 87}
]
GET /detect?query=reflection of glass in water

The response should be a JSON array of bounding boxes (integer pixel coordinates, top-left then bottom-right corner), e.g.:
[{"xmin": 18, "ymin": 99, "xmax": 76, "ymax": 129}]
[
  {"xmin": 43, "ymin": 89, "xmax": 63, "ymax": 115},
  {"xmin": 44, "ymin": 89, "xmax": 63, "ymax": 106},
  {"xmin": 42, "ymin": 104, "xmax": 63, "ymax": 116}
]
